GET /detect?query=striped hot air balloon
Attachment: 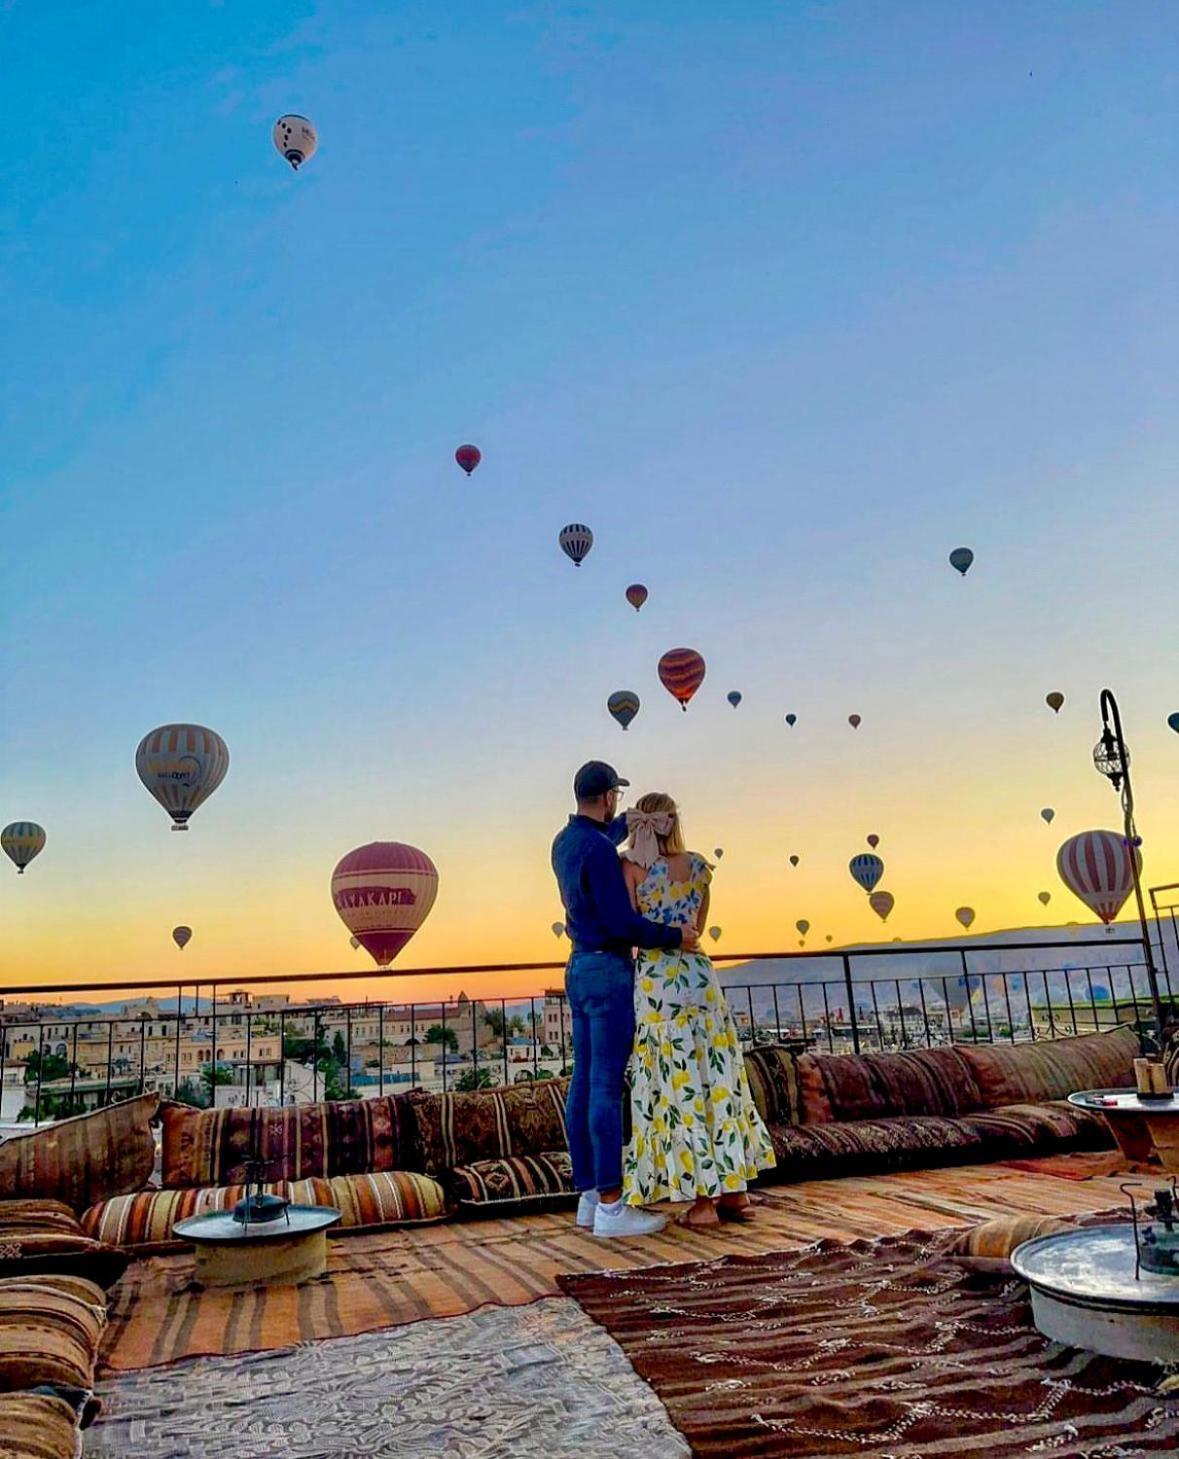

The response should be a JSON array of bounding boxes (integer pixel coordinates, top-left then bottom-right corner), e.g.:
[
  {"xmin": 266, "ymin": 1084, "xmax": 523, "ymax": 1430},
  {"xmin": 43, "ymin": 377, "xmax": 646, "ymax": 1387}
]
[
  {"xmin": 657, "ymin": 648, "xmax": 706, "ymax": 710},
  {"xmin": 331, "ymin": 842, "xmax": 439, "ymax": 967},
  {"xmin": 135, "ymin": 724, "xmax": 229, "ymax": 830},
  {"xmin": 1056, "ymin": 829, "xmax": 1140, "ymax": 925},
  {"xmin": 607, "ymin": 690, "xmax": 640, "ymax": 731},
  {"xmin": 2, "ymin": 822, "xmax": 46, "ymax": 874},
  {"xmin": 558, "ymin": 523, "xmax": 593, "ymax": 566},
  {"xmin": 869, "ymin": 890, "xmax": 894, "ymax": 922},
  {"xmin": 625, "ymin": 584, "xmax": 648, "ymax": 612},
  {"xmin": 848, "ymin": 853, "xmax": 884, "ymax": 893}
]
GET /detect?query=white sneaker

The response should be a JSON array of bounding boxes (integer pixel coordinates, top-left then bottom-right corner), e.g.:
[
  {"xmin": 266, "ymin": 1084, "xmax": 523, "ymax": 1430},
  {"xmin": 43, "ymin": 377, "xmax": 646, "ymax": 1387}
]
[
  {"xmin": 592, "ymin": 1198, "xmax": 667, "ymax": 1239},
  {"xmin": 575, "ymin": 1190, "xmax": 600, "ymax": 1228}
]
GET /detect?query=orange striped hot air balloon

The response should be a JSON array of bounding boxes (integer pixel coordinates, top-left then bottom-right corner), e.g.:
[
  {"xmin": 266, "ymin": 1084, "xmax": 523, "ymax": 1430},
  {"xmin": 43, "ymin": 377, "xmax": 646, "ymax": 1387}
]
[
  {"xmin": 625, "ymin": 584, "xmax": 648, "ymax": 612},
  {"xmin": 331, "ymin": 842, "xmax": 439, "ymax": 967},
  {"xmin": 135, "ymin": 725, "xmax": 229, "ymax": 830},
  {"xmin": 657, "ymin": 648, "xmax": 706, "ymax": 711}
]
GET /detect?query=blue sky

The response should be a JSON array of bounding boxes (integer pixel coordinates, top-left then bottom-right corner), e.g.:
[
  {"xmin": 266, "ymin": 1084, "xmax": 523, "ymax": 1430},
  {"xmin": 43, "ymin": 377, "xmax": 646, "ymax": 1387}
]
[{"xmin": 2, "ymin": 1, "xmax": 1177, "ymax": 990}]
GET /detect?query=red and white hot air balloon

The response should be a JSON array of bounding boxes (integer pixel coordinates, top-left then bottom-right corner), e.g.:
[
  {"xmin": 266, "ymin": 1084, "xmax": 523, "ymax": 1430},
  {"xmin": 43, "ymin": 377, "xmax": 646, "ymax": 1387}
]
[
  {"xmin": 1056, "ymin": 829, "xmax": 1140, "ymax": 925},
  {"xmin": 330, "ymin": 842, "xmax": 439, "ymax": 967}
]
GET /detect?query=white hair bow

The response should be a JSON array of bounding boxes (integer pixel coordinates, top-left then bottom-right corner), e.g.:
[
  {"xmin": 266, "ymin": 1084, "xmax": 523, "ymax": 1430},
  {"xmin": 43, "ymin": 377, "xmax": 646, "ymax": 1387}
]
[{"xmin": 621, "ymin": 808, "xmax": 676, "ymax": 869}]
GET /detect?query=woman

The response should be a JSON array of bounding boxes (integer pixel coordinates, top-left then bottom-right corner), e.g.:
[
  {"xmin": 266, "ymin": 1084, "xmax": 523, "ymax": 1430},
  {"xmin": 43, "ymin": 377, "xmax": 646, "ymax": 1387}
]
[{"xmin": 619, "ymin": 792, "xmax": 775, "ymax": 1227}]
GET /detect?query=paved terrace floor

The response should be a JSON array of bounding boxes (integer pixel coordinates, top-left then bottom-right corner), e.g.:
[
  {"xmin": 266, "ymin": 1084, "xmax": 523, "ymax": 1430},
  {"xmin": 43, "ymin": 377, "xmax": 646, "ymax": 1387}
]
[{"xmin": 87, "ymin": 1153, "xmax": 1138, "ymax": 1457}]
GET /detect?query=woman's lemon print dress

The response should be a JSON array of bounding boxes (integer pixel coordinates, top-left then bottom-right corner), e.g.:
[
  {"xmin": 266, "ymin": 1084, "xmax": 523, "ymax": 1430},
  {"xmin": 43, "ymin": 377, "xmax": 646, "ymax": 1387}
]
[{"xmin": 622, "ymin": 854, "xmax": 775, "ymax": 1205}]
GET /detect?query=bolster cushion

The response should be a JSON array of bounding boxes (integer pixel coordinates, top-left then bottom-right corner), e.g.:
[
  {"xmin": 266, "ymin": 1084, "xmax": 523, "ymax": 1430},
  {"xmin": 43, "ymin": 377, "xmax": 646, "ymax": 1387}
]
[
  {"xmin": 0, "ymin": 1274, "xmax": 106, "ymax": 1396},
  {"xmin": 81, "ymin": 1170, "xmax": 447, "ymax": 1250},
  {"xmin": 0, "ymin": 1391, "xmax": 84, "ymax": 1459},
  {"xmin": 0, "ymin": 1200, "xmax": 128, "ymax": 1291},
  {"xmin": 0, "ymin": 1095, "xmax": 158, "ymax": 1214},
  {"xmin": 957, "ymin": 1027, "xmax": 1139, "ymax": 1107},
  {"xmin": 742, "ymin": 1046, "xmax": 803, "ymax": 1127},
  {"xmin": 441, "ymin": 1152, "xmax": 575, "ymax": 1214}
]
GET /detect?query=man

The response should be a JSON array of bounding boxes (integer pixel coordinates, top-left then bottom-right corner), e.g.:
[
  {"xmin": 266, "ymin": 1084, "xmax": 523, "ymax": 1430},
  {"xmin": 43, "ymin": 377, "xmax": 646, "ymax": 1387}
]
[{"xmin": 551, "ymin": 761, "xmax": 700, "ymax": 1237}]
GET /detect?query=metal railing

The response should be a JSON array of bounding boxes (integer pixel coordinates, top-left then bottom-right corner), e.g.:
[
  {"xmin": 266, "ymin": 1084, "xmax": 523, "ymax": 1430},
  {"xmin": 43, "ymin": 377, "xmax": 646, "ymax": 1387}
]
[{"xmin": 1, "ymin": 934, "xmax": 1170, "ymax": 1124}]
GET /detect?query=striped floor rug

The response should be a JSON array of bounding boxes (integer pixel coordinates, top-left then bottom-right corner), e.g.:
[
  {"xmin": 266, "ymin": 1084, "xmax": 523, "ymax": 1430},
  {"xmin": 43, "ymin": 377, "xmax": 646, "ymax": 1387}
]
[{"xmin": 100, "ymin": 1155, "xmax": 1135, "ymax": 1372}]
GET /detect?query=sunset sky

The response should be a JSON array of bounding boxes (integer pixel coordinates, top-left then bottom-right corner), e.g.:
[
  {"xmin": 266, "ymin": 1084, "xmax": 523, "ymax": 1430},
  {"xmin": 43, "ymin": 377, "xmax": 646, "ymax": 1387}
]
[{"xmin": 3, "ymin": 2, "xmax": 1178, "ymax": 1005}]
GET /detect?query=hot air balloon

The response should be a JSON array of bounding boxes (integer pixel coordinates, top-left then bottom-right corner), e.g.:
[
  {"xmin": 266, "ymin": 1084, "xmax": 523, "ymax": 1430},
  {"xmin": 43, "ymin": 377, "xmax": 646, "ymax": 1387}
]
[
  {"xmin": 135, "ymin": 725, "xmax": 229, "ymax": 830},
  {"xmin": 796, "ymin": 919, "xmax": 810, "ymax": 936},
  {"xmin": 172, "ymin": 925, "xmax": 192, "ymax": 951},
  {"xmin": 658, "ymin": 648, "xmax": 706, "ymax": 711},
  {"xmin": 455, "ymin": 444, "xmax": 481, "ymax": 475},
  {"xmin": 848, "ymin": 714, "xmax": 861, "ymax": 729},
  {"xmin": 1, "ymin": 822, "xmax": 45, "ymax": 875},
  {"xmin": 607, "ymin": 690, "xmax": 640, "ymax": 731},
  {"xmin": 955, "ymin": 906, "xmax": 975, "ymax": 929},
  {"xmin": 727, "ymin": 691, "xmax": 742, "ymax": 708},
  {"xmin": 1040, "ymin": 808, "xmax": 1055, "ymax": 824},
  {"xmin": 713, "ymin": 847, "xmax": 724, "ymax": 860},
  {"xmin": 625, "ymin": 584, "xmax": 648, "ymax": 612},
  {"xmin": 1056, "ymin": 829, "xmax": 1140, "ymax": 925},
  {"xmin": 708, "ymin": 926, "xmax": 721, "ymax": 942},
  {"xmin": 784, "ymin": 714, "xmax": 797, "ymax": 727},
  {"xmin": 551, "ymin": 921, "xmax": 565, "ymax": 939},
  {"xmin": 866, "ymin": 834, "xmax": 880, "ymax": 849},
  {"xmin": 1038, "ymin": 892, "xmax": 1051, "ymax": 906},
  {"xmin": 949, "ymin": 547, "xmax": 974, "ymax": 576},
  {"xmin": 273, "ymin": 114, "xmax": 318, "ymax": 169},
  {"xmin": 789, "ymin": 855, "xmax": 799, "ymax": 867},
  {"xmin": 825, "ymin": 934, "xmax": 833, "ymax": 943},
  {"xmin": 869, "ymin": 890, "xmax": 894, "ymax": 922},
  {"xmin": 331, "ymin": 842, "xmax": 439, "ymax": 967},
  {"xmin": 849, "ymin": 853, "xmax": 884, "ymax": 893},
  {"xmin": 350, "ymin": 935, "xmax": 361, "ymax": 950},
  {"xmin": 558, "ymin": 523, "xmax": 593, "ymax": 566},
  {"xmin": 1046, "ymin": 692, "xmax": 1064, "ymax": 714},
  {"xmin": 1168, "ymin": 712, "xmax": 1179, "ymax": 734}
]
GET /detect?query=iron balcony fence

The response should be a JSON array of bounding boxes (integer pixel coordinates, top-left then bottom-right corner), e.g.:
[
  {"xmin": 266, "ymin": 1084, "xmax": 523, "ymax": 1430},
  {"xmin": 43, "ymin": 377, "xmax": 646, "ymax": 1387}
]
[{"xmin": 1, "ymin": 936, "xmax": 1172, "ymax": 1125}]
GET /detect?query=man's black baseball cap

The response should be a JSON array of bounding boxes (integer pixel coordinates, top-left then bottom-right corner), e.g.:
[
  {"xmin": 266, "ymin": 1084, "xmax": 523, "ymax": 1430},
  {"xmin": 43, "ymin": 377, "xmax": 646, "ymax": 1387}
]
[{"xmin": 574, "ymin": 761, "xmax": 630, "ymax": 800}]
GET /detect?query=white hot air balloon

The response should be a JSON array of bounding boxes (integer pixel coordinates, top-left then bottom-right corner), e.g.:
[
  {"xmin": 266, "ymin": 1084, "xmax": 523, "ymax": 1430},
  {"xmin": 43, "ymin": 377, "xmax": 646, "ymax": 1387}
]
[
  {"xmin": 135, "ymin": 724, "xmax": 230, "ymax": 830},
  {"xmin": 273, "ymin": 115, "xmax": 318, "ymax": 170}
]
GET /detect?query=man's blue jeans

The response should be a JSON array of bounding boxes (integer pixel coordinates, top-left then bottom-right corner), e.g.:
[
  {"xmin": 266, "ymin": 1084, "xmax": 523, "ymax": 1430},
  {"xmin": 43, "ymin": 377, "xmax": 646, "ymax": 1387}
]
[{"xmin": 565, "ymin": 950, "xmax": 635, "ymax": 1193}]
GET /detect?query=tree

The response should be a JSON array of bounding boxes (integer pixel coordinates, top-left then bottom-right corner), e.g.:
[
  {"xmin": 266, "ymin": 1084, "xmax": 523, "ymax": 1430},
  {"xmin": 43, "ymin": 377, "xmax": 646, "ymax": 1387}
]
[
  {"xmin": 201, "ymin": 1062, "xmax": 234, "ymax": 1100},
  {"xmin": 426, "ymin": 1024, "xmax": 458, "ymax": 1052},
  {"xmin": 174, "ymin": 1077, "xmax": 207, "ymax": 1109},
  {"xmin": 508, "ymin": 1015, "xmax": 526, "ymax": 1036},
  {"xmin": 23, "ymin": 1050, "xmax": 72, "ymax": 1085},
  {"xmin": 455, "ymin": 1067, "xmax": 493, "ymax": 1092},
  {"xmin": 331, "ymin": 1031, "xmax": 348, "ymax": 1064},
  {"xmin": 483, "ymin": 1008, "xmax": 506, "ymax": 1040},
  {"xmin": 540, "ymin": 1044, "xmax": 555, "ymax": 1058}
]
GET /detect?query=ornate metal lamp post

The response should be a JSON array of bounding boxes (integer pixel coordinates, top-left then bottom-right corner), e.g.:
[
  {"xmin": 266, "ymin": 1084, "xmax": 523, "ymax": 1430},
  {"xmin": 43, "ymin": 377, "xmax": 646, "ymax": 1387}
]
[{"xmin": 1093, "ymin": 689, "xmax": 1166, "ymax": 1045}]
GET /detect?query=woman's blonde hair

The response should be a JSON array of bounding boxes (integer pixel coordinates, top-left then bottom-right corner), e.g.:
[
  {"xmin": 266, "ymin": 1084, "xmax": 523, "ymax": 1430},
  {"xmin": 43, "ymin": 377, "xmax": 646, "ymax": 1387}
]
[{"xmin": 634, "ymin": 791, "xmax": 686, "ymax": 854}]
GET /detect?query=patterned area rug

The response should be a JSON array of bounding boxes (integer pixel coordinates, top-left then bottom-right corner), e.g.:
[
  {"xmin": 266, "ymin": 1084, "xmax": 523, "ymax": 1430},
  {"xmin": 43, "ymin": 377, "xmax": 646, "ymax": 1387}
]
[
  {"xmin": 559, "ymin": 1228, "xmax": 1179, "ymax": 1457},
  {"xmin": 100, "ymin": 1160, "xmax": 1134, "ymax": 1371},
  {"xmin": 85, "ymin": 1297, "xmax": 688, "ymax": 1459}
]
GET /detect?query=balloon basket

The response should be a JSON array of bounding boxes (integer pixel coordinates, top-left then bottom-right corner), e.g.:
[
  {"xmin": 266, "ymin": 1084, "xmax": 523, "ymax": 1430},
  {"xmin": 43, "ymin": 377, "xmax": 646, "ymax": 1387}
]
[{"xmin": 171, "ymin": 825, "xmax": 189, "ymax": 832}]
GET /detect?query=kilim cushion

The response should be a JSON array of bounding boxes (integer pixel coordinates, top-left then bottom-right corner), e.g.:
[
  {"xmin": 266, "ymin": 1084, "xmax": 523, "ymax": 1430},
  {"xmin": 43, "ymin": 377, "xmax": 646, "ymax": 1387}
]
[
  {"xmin": 946, "ymin": 1212, "xmax": 1073, "ymax": 1273},
  {"xmin": 808, "ymin": 1053, "xmax": 890, "ymax": 1122},
  {"xmin": 81, "ymin": 1170, "xmax": 447, "ymax": 1250},
  {"xmin": 742, "ymin": 1046, "xmax": 802, "ymax": 1127},
  {"xmin": 795, "ymin": 1053, "xmax": 834, "ymax": 1123},
  {"xmin": 159, "ymin": 1094, "xmax": 413, "ymax": 1189},
  {"xmin": 765, "ymin": 1114, "xmax": 984, "ymax": 1177},
  {"xmin": 0, "ymin": 1274, "xmax": 106, "ymax": 1395},
  {"xmin": 442, "ymin": 1152, "xmax": 576, "ymax": 1213},
  {"xmin": 0, "ymin": 1095, "xmax": 158, "ymax": 1214},
  {"xmin": 960, "ymin": 1099, "xmax": 1113, "ymax": 1157},
  {"xmin": 404, "ymin": 1079, "xmax": 569, "ymax": 1176},
  {"xmin": 862, "ymin": 1048, "xmax": 983, "ymax": 1118},
  {"xmin": 0, "ymin": 1200, "xmax": 128, "ymax": 1290},
  {"xmin": 958, "ymin": 1026, "xmax": 1139, "ymax": 1107},
  {"xmin": 0, "ymin": 1391, "xmax": 82, "ymax": 1459},
  {"xmin": 1163, "ymin": 1025, "xmax": 1179, "ymax": 1086}
]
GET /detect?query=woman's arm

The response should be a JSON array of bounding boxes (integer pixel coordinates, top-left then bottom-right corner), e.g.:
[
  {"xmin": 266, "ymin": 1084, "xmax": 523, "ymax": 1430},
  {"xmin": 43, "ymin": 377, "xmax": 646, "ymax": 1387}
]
[
  {"xmin": 623, "ymin": 859, "xmax": 642, "ymax": 914},
  {"xmin": 697, "ymin": 883, "xmax": 710, "ymax": 934}
]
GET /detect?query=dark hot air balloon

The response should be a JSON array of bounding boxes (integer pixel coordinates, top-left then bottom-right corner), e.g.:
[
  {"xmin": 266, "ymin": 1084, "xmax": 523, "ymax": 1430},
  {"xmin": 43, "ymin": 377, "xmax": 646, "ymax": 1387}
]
[
  {"xmin": 849, "ymin": 853, "xmax": 884, "ymax": 893},
  {"xmin": 949, "ymin": 547, "xmax": 974, "ymax": 576},
  {"xmin": 625, "ymin": 584, "xmax": 648, "ymax": 612},
  {"xmin": 607, "ymin": 690, "xmax": 640, "ymax": 731},
  {"xmin": 1038, "ymin": 891, "xmax": 1051, "ymax": 906},
  {"xmin": 784, "ymin": 713, "xmax": 797, "ymax": 726},
  {"xmin": 848, "ymin": 714, "xmax": 861, "ymax": 729},
  {"xmin": 713, "ymin": 847, "xmax": 724, "ymax": 860},
  {"xmin": 1046, "ymin": 692, "xmax": 1064, "ymax": 714},
  {"xmin": 455, "ymin": 444, "xmax": 481, "ymax": 475},
  {"xmin": 869, "ymin": 890, "xmax": 894, "ymax": 922},
  {"xmin": 796, "ymin": 919, "xmax": 809, "ymax": 936},
  {"xmin": 551, "ymin": 921, "xmax": 565, "ymax": 939},
  {"xmin": 1168, "ymin": 712, "xmax": 1179, "ymax": 734},
  {"xmin": 955, "ymin": 906, "xmax": 975, "ymax": 929},
  {"xmin": 727, "ymin": 691, "xmax": 742, "ymax": 708},
  {"xmin": 658, "ymin": 648, "xmax": 706, "ymax": 710},
  {"xmin": 789, "ymin": 855, "xmax": 799, "ymax": 867},
  {"xmin": 331, "ymin": 842, "xmax": 439, "ymax": 967},
  {"xmin": 866, "ymin": 834, "xmax": 880, "ymax": 849},
  {"xmin": 1041, "ymin": 808, "xmax": 1055, "ymax": 824},
  {"xmin": 558, "ymin": 523, "xmax": 593, "ymax": 566},
  {"xmin": 708, "ymin": 926, "xmax": 721, "ymax": 942},
  {"xmin": 2, "ymin": 822, "xmax": 45, "ymax": 875},
  {"xmin": 172, "ymin": 925, "xmax": 192, "ymax": 951},
  {"xmin": 135, "ymin": 724, "xmax": 229, "ymax": 830}
]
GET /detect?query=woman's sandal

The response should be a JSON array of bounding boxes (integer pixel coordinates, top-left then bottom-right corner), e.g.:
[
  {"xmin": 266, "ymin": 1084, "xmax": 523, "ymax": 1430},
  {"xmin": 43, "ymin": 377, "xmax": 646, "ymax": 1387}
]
[{"xmin": 717, "ymin": 1197, "xmax": 757, "ymax": 1222}]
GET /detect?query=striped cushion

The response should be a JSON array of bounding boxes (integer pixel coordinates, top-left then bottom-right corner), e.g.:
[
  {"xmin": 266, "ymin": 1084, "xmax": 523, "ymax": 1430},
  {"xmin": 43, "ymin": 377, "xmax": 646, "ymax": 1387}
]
[
  {"xmin": 947, "ymin": 1213, "xmax": 1073, "ymax": 1272},
  {"xmin": 160, "ymin": 1094, "xmax": 413, "ymax": 1189},
  {"xmin": 1164, "ymin": 1027, "xmax": 1179, "ymax": 1086},
  {"xmin": 0, "ymin": 1392, "xmax": 82, "ymax": 1459},
  {"xmin": 0, "ymin": 1095, "xmax": 158, "ymax": 1214},
  {"xmin": 405, "ymin": 1079, "xmax": 569, "ymax": 1176},
  {"xmin": 81, "ymin": 1170, "xmax": 447, "ymax": 1249},
  {"xmin": 795, "ymin": 1053, "xmax": 834, "ymax": 1123},
  {"xmin": 766, "ymin": 1115, "xmax": 984, "ymax": 1176},
  {"xmin": 443, "ymin": 1153, "xmax": 575, "ymax": 1212},
  {"xmin": 0, "ymin": 1274, "xmax": 106, "ymax": 1394},
  {"xmin": 743, "ymin": 1047, "xmax": 802, "ymax": 1127},
  {"xmin": 958, "ymin": 1027, "xmax": 1139, "ymax": 1107},
  {"xmin": 809, "ymin": 1053, "xmax": 888, "ymax": 1122},
  {"xmin": 0, "ymin": 1200, "xmax": 128, "ymax": 1290},
  {"xmin": 863, "ymin": 1049, "xmax": 983, "ymax": 1118},
  {"xmin": 960, "ymin": 1100, "xmax": 1112, "ymax": 1156}
]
